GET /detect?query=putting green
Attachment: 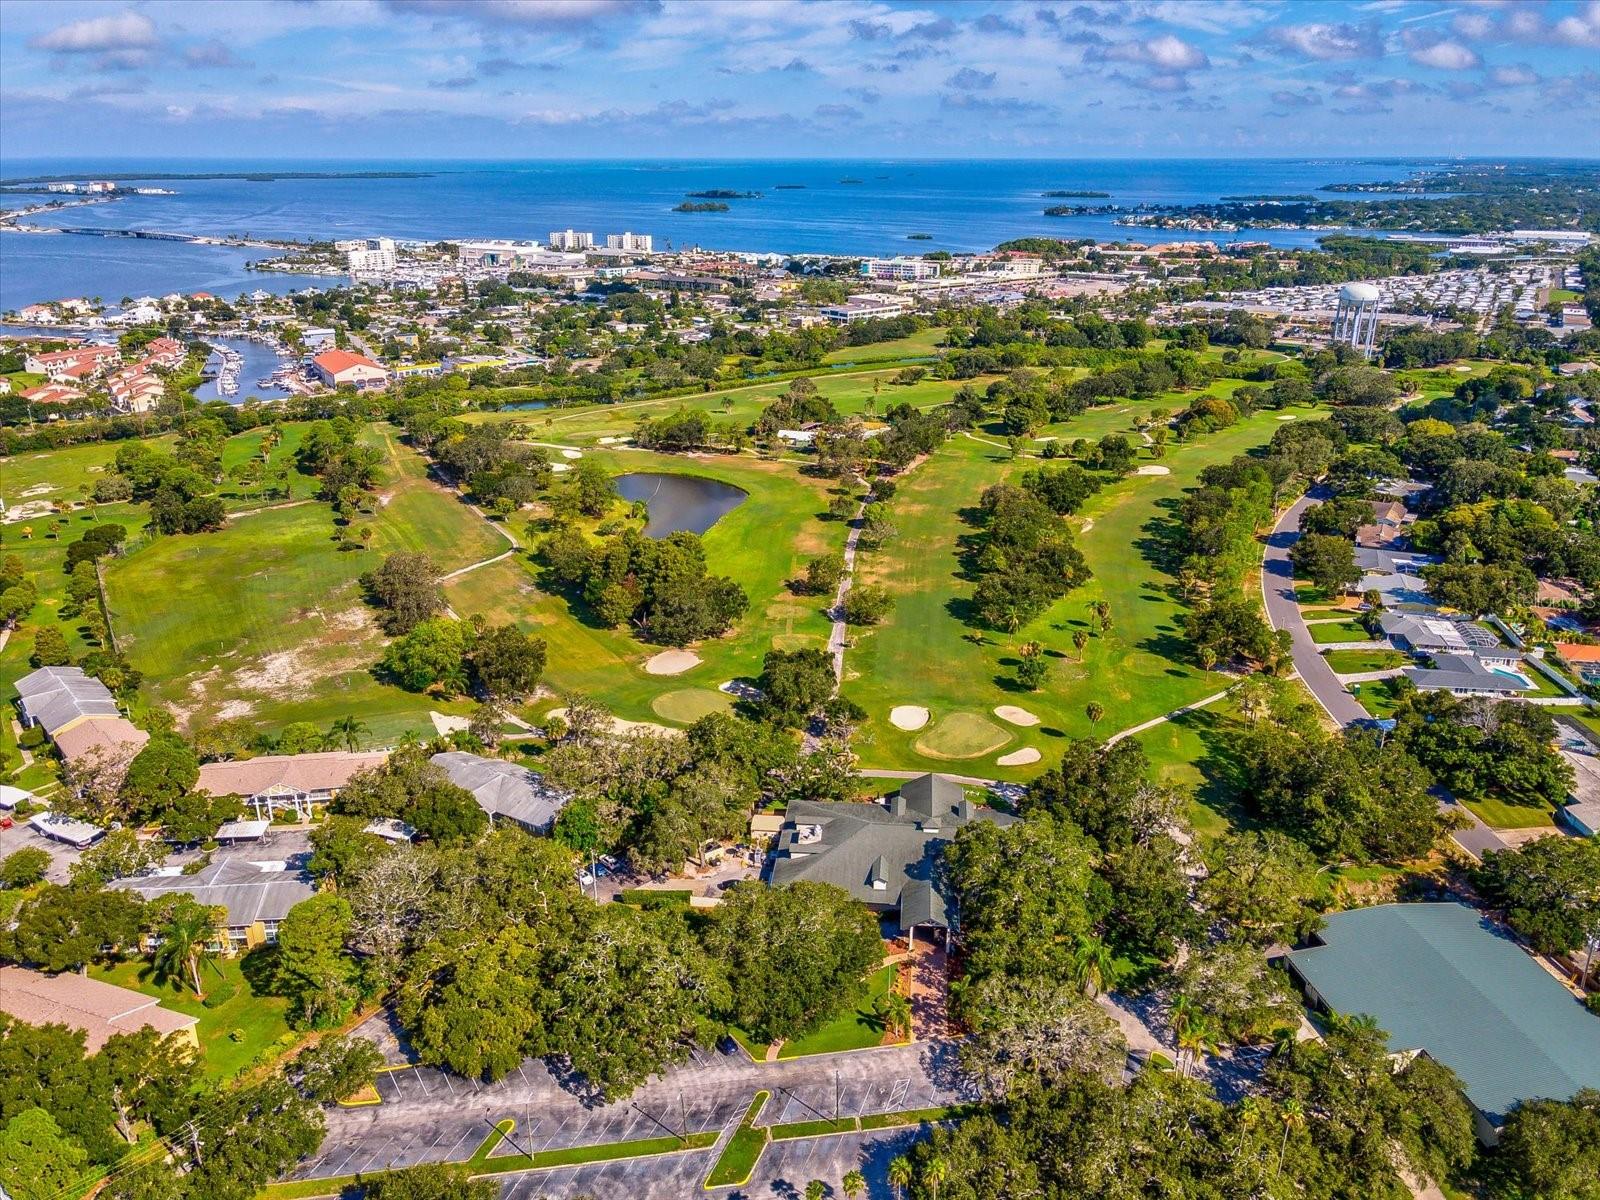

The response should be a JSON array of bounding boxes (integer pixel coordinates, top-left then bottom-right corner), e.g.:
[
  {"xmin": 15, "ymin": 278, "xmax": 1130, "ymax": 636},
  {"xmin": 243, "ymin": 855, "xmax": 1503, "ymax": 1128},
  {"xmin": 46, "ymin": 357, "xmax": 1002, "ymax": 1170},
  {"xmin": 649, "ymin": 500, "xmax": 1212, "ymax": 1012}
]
[
  {"xmin": 651, "ymin": 687, "xmax": 736, "ymax": 724},
  {"xmin": 915, "ymin": 712, "xmax": 1012, "ymax": 760}
]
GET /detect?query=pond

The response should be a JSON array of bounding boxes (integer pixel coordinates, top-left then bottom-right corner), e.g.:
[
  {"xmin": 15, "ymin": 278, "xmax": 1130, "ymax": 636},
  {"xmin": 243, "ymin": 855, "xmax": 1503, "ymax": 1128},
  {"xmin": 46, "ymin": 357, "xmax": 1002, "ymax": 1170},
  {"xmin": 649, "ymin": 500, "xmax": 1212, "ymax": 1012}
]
[{"xmin": 614, "ymin": 472, "xmax": 747, "ymax": 538}]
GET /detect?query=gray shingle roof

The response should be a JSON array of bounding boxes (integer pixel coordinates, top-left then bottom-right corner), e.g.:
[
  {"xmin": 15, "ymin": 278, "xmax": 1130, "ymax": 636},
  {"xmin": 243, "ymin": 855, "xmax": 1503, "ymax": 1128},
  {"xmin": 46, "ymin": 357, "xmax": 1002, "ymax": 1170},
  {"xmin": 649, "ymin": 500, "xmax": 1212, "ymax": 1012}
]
[
  {"xmin": 1405, "ymin": 653, "xmax": 1527, "ymax": 694},
  {"xmin": 768, "ymin": 774, "xmax": 1014, "ymax": 932},
  {"xmin": 430, "ymin": 751, "xmax": 570, "ymax": 832},
  {"xmin": 1286, "ymin": 903, "xmax": 1600, "ymax": 1123},
  {"xmin": 113, "ymin": 857, "xmax": 314, "ymax": 928},
  {"xmin": 14, "ymin": 666, "xmax": 120, "ymax": 735}
]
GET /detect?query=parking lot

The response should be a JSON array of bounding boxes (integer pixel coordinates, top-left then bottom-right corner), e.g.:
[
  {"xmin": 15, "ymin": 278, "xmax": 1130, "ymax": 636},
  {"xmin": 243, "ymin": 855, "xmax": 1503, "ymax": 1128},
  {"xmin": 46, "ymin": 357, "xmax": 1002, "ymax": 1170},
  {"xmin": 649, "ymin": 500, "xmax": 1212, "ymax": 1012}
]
[{"xmin": 288, "ymin": 1029, "xmax": 967, "ymax": 1190}]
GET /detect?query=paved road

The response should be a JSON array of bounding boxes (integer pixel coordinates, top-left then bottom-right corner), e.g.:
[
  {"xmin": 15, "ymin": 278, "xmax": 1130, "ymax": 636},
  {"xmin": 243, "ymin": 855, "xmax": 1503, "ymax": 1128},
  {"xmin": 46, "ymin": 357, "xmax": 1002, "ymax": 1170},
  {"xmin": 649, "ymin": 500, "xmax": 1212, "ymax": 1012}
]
[
  {"xmin": 288, "ymin": 1034, "xmax": 968, "ymax": 1189},
  {"xmin": 1261, "ymin": 491, "xmax": 1371, "ymax": 727}
]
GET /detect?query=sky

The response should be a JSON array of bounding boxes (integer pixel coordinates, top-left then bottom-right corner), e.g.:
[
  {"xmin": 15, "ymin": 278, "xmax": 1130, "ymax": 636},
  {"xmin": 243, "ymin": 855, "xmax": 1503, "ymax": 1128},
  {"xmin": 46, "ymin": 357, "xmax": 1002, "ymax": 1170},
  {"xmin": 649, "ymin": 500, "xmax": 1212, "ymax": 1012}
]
[{"xmin": 1, "ymin": 0, "xmax": 1598, "ymax": 161}]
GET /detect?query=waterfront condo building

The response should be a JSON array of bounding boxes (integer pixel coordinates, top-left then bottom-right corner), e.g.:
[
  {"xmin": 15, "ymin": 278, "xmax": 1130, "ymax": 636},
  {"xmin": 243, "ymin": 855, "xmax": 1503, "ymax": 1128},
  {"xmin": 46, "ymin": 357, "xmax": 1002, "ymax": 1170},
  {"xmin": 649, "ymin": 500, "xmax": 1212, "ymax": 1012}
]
[
  {"xmin": 606, "ymin": 231, "xmax": 654, "ymax": 253},
  {"xmin": 549, "ymin": 229, "xmax": 595, "ymax": 251},
  {"xmin": 860, "ymin": 256, "xmax": 939, "ymax": 281}
]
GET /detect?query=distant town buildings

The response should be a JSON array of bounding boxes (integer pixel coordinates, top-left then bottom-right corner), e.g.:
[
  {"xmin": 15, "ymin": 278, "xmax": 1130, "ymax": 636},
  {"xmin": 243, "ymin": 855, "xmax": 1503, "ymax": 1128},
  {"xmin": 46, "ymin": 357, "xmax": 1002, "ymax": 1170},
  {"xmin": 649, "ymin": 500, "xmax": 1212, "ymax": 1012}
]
[
  {"xmin": 860, "ymin": 256, "xmax": 939, "ymax": 281},
  {"xmin": 344, "ymin": 236, "xmax": 397, "ymax": 275},
  {"xmin": 548, "ymin": 229, "xmax": 595, "ymax": 251},
  {"xmin": 819, "ymin": 294, "xmax": 917, "ymax": 324},
  {"xmin": 606, "ymin": 231, "xmax": 654, "ymax": 254}
]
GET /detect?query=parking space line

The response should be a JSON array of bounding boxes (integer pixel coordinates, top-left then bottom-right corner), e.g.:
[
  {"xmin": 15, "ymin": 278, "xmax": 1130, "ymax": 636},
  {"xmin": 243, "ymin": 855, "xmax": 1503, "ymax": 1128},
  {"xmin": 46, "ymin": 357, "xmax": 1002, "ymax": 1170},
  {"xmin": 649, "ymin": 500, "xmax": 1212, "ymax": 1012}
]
[
  {"xmin": 440, "ymin": 1072, "xmax": 457, "ymax": 1096},
  {"xmin": 413, "ymin": 1070, "xmax": 432, "ymax": 1097}
]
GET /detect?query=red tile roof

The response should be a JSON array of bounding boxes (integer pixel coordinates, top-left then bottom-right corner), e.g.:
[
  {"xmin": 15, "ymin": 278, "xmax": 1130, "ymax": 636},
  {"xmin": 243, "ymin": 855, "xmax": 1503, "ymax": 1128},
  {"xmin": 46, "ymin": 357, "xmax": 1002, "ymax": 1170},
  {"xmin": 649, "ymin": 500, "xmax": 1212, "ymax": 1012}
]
[{"xmin": 312, "ymin": 349, "xmax": 384, "ymax": 373}]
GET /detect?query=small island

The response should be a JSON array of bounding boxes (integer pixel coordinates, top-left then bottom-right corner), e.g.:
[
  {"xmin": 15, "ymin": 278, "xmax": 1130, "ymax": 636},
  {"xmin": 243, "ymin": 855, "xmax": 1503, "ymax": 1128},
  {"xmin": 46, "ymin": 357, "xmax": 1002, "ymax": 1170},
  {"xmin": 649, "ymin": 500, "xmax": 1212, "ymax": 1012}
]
[
  {"xmin": 774, "ymin": 184, "xmax": 807, "ymax": 190},
  {"xmin": 686, "ymin": 189, "xmax": 762, "ymax": 199},
  {"xmin": 907, "ymin": 233, "xmax": 934, "ymax": 240},
  {"xmin": 1042, "ymin": 189, "xmax": 1111, "ymax": 198},
  {"xmin": 674, "ymin": 201, "xmax": 730, "ymax": 212}
]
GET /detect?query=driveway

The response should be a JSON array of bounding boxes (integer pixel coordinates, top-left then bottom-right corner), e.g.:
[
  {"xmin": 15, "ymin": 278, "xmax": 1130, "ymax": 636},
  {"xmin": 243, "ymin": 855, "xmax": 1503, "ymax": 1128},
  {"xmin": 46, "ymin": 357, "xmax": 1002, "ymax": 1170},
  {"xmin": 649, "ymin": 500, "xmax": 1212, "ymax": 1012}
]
[{"xmin": 1261, "ymin": 491, "xmax": 1374, "ymax": 727}]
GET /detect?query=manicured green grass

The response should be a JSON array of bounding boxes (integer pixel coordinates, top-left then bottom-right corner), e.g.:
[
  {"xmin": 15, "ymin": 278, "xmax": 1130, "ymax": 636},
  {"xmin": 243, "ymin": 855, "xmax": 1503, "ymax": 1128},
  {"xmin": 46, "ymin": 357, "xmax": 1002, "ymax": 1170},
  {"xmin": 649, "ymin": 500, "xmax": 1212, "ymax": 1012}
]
[
  {"xmin": 1133, "ymin": 692, "xmax": 1254, "ymax": 841},
  {"xmin": 847, "ymin": 403, "xmax": 1323, "ymax": 778},
  {"xmin": 914, "ymin": 712, "xmax": 1012, "ymax": 760},
  {"xmin": 775, "ymin": 964, "xmax": 898, "ymax": 1059},
  {"xmin": 1320, "ymin": 648, "xmax": 1407, "ymax": 674},
  {"xmin": 1308, "ymin": 620, "xmax": 1374, "ymax": 645},
  {"xmin": 652, "ymin": 687, "xmax": 735, "ymax": 724},
  {"xmin": 1350, "ymin": 683, "xmax": 1405, "ymax": 720},
  {"xmin": 768, "ymin": 1118, "xmax": 851, "ymax": 1140},
  {"xmin": 102, "ymin": 426, "xmax": 498, "ymax": 739},
  {"xmin": 449, "ymin": 451, "xmax": 846, "ymax": 725},
  {"xmin": 1463, "ymin": 796, "xmax": 1557, "ymax": 830},
  {"xmin": 1299, "ymin": 606, "xmax": 1361, "ymax": 622},
  {"xmin": 820, "ymin": 326, "xmax": 948, "ymax": 363},
  {"xmin": 89, "ymin": 953, "xmax": 295, "ymax": 1081},
  {"xmin": 858, "ymin": 1103, "xmax": 982, "ymax": 1130},
  {"xmin": 704, "ymin": 1091, "xmax": 771, "ymax": 1188}
]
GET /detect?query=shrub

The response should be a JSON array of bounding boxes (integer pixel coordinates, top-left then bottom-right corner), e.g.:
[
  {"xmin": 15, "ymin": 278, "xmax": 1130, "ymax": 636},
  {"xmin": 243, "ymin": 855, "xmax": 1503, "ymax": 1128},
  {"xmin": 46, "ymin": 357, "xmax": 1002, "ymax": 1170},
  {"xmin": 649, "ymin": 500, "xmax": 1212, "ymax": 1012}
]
[{"xmin": 202, "ymin": 979, "xmax": 239, "ymax": 1009}]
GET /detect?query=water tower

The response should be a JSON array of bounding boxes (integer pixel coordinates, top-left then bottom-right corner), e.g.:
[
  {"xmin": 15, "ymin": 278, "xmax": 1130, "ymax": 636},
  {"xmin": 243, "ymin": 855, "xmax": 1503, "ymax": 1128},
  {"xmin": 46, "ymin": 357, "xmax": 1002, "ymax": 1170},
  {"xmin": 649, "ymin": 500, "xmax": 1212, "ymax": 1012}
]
[{"xmin": 1332, "ymin": 282, "xmax": 1382, "ymax": 357}]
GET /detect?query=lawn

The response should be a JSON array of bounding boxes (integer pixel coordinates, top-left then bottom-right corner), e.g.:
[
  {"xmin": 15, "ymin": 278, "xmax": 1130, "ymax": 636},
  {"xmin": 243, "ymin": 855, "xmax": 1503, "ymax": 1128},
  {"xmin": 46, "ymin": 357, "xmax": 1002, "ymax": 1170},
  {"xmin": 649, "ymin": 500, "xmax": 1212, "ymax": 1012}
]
[
  {"xmin": 703, "ymin": 1091, "xmax": 771, "ymax": 1189},
  {"xmin": 1299, "ymin": 606, "xmax": 1360, "ymax": 622},
  {"xmin": 1308, "ymin": 620, "xmax": 1375, "ymax": 645},
  {"xmin": 1462, "ymin": 796, "xmax": 1557, "ymax": 830},
  {"xmin": 820, "ymin": 325, "xmax": 948, "ymax": 364},
  {"xmin": 846, "ymin": 402, "xmax": 1323, "ymax": 778},
  {"xmin": 101, "ymin": 425, "xmax": 499, "ymax": 741},
  {"xmin": 1320, "ymin": 648, "xmax": 1407, "ymax": 674},
  {"xmin": 1133, "ymin": 692, "xmax": 1254, "ymax": 841},
  {"xmin": 775, "ymin": 964, "xmax": 899, "ymax": 1058},
  {"xmin": 88, "ymin": 952, "xmax": 294, "ymax": 1082},
  {"xmin": 1351, "ymin": 683, "xmax": 1405, "ymax": 720},
  {"xmin": 448, "ymin": 451, "xmax": 847, "ymax": 725}
]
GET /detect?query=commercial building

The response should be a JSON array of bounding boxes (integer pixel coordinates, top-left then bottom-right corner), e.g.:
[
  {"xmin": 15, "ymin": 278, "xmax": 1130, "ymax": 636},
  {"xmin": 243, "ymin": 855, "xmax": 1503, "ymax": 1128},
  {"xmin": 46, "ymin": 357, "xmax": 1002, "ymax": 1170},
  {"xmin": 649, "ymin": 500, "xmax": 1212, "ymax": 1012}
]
[
  {"xmin": 430, "ymin": 751, "xmax": 571, "ymax": 833},
  {"xmin": 310, "ymin": 349, "xmax": 390, "ymax": 390},
  {"xmin": 819, "ymin": 295, "xmax": 918, "ymax": 324},
  {"xmin": 1284, "ymin": 903, "xmax": 1600, "ymax": 1144},
  {"xmin": 767, "ymin": 773, "xmax": 1015, "ymax": 944},
  {"xmin": 860, "ymin": 257, "xmax": 939, "ymax": 281},
  {"xmin": 548, "ymin": 229, "xmax": 595, "ymax": 251},
  {"xmin": 0, "ymin": 966, "xmax": 198, "ymax": 1052},
  {"xmin": 605, "ymin": 232, "xmax": 654, "ymax": 254},
  {"xmin": 114, "ymin": 856, "xmax": 316, "ymax": 952},
  {"xmin": 346, "ymin": 237, "xmax": 397, "ymax": 275},
  {"xmin": 197, "ymin": 751, "xmax": 389, "ymax": 822}
]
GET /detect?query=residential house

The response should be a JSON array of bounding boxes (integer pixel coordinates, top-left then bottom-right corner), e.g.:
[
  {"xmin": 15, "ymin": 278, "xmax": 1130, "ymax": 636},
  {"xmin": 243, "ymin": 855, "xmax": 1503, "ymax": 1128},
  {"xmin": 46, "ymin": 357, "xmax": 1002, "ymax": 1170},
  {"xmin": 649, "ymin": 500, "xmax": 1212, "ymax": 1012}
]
[
  {"xmin": 13, "ymin": 666, "xmax": 147, "ymax": 773},
  {"xmin": 19, "ymin": 383, "xmax": 86, "ymax": 408},
  {"xmin": 309, "ymin": 349, "xmax": 390, "ymax": 390},
  {"xmin": 767, "ymin": 773, "xmax": 1015, "ymax": 945},
  {"xmin": 1555, "ymin": 642, "xmax": 1600, "ymax": 685},
  {"xmin": 1404, "ymin": 653, "xmax": 1529, "ymax": 697},
  {"xmin": 196, "ymin": 751, "xmax": 388, "ymax": 822},
  {"xmin": 24, "ymin": 344, "xmax": 120, "ymax": 381},
  {"xmin": 430, "ymin": 751, "xmax": 571, "ymax": 833},
  {"xmin": 0, "ymin": 966, "xmax": 198, "ymax": 1052},
  {"xmin": 1284, "ymin": 903, "xmax": 1600, "ymax": 1144},
  {"xmin": 1559, "ymin": 744, "xmax": 1600, "ymax": 837},
  {"xmin": 113, "ymin": 856, "xmax": 315, "ymax": 952},
  {"xmin": 1379, "ymin": 614, "xmax": 1513, "ymax": 662}
]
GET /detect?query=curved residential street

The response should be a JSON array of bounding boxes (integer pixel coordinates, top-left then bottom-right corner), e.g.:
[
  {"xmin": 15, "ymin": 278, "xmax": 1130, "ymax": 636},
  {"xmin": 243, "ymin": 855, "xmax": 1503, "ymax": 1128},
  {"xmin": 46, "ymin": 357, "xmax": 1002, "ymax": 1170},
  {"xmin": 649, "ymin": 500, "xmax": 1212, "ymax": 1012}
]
[{"xmin": 1261, "ymin": 491, "xmax": 1370, "ymax": 727}]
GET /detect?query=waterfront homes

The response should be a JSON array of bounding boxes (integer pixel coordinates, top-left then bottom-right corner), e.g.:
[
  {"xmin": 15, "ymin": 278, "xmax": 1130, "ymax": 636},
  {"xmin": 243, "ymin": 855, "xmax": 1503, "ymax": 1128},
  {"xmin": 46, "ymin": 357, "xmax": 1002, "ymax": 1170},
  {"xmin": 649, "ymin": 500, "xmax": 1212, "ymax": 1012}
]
[
  {"xmin": 24, "ymin": 343, "xmax": 120, "ymax": 382},
  {"xmin": 1284, "ymin": 903, "xmax": 1600, "ymax": 1144},
  {"xmin": 196, "ymin": 750, "xmax": 389, "ymax": 822},
  {"xmin": 113, "ymin": 856, "xmax": 315, "ymax": 952},
  {"xmin": 310, "ymin": 349, "xmax": 390, "ymax": 390},
  {"xmin": 13, "ymin": 665, "xmax": 149, "ymax": 774},
  {"xmin": 0, "ymin": 966, "xmax": 198, "ymax": 1052},
  {"xmin": 430, "ymin": 751, "xmax": 571, "ymax": 833},
  {"xmin": 767, "ymin": 773, "xmax": 1015, "ymax": 944}
]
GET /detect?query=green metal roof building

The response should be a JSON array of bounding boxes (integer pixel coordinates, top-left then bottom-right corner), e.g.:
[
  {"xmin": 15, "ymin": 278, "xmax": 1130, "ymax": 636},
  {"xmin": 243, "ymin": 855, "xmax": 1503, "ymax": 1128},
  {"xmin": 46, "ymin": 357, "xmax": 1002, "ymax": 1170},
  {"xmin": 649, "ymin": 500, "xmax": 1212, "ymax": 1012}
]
[{"xmin": 1285, "ymin": 902, "xmax": 1600, "ymax": 1143}]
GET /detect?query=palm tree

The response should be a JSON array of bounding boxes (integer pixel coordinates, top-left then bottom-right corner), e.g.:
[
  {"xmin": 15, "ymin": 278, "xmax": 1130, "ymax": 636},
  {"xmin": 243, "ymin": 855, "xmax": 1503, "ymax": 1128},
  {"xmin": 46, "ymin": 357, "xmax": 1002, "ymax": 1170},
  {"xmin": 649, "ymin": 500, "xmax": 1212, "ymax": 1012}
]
[
  {"xmin": 888, "ymin": 1155, "xmax": 912, "ymax": 1200},
  {"xmin": 329, "ymin": 715, "xmax": 368, "ymax": 752},
  {"xmin": 1276, "ymin": 1099, "xmax": 1306, "ymax": 1176},
  {"xmin": 1236, "ymin": 1096, "xmax": 1262, "ymax": 1155},
  {"xmin": 1072, "ymin": 629, "xmax": 1089, "ymax": 660},
  {"xmin": 876, "ymin": 990, "xmax": 913, "ymax": 1041},
  {"xmin": 805, "ymin": 1181, "xmax": 825, "ymax": 1200},
  {"xmin": 926, "ymin": 1154, "xmax": 948, "ymax": 1200},
  {"xmin": 842, "ymin": 1169, "xmax": 866, "ymax": 1200},
  {"xmin": 1177, "ymin": 1014, "xmax": 1219, "ymax": 1078},
  {"xmin": 1071, "ymin": 935, "xmax": 1117, "ymax": 998},
  {"xmin": 153, "ymin": 901, "xmax": 217, "ymax": 998},
  {"xmin": 1085, "ymin": 701, "xmax": 1105, "ymax": 729}
]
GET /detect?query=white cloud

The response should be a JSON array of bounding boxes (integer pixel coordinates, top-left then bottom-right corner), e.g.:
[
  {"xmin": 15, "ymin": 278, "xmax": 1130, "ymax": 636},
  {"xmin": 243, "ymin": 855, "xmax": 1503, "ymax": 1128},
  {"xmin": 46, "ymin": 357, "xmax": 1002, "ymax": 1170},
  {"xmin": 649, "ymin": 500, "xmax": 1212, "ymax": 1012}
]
[
  {"xmin": 1090, "ymin": 33, "xmax": 1210, "ymax": 70},
  {"xmin": 1408, "ymin": 39, "xmax": 1481, "ymax": 69},
  {"xmin": 1269, "ymin": 21, "xmax": 1383, "ymax": 60},
  {"xmin": 31, "ymin": 10, "xmax": 157, "ymax": 53},
  {"xmin": 1488, "ymin": 64, "xmax": 1539, "ymax": 87}
]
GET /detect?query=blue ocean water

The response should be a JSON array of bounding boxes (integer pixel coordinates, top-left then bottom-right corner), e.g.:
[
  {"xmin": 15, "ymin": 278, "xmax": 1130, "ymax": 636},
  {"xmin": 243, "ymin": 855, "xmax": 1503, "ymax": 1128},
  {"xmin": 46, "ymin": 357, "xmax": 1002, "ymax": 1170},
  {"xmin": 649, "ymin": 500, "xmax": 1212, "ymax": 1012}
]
[{"xmin": 0, "ymin": 156, "xmax": 1519, "ymax": 309}]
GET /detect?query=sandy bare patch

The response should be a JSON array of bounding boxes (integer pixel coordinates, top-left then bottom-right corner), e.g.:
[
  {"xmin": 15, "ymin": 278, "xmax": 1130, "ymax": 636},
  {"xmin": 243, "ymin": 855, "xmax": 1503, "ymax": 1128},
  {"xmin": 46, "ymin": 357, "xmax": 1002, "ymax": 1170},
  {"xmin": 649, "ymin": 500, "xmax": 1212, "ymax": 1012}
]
[
  {"xmin": 1133, "ymin": 464, "xmax": 1171, "ymax": 476},
  {"xmin": 561, "ymin": 449, "xmax": 583, "ymax": 459},
  {"xmin": 430, "ymin": 712, "xmax": 471, "ymax": 735},
  {"xmin": 889, "ymin": 705, "xmax": 930, "ymax": 731},
  {"xmin": 1275, "ymin": 414, "xmax": 1297, "ymax": 421},
  {"xmin": 550, "ymin": 462, "xmax": 572, "ymax": 474},
  {"xmin": 546, "ymin": 706, "xmax": 682, "ymax": 738},
  {"xmin": 598, "ymin": 436, "xmax": 633, "ymax": 445},
  {"xmin": 645, "ymin": 649, "xmax": 701, "ymax": 676},
  {"xmin": 994, "ymin": 705, "xmax": 1041, "ymax": 727},
  {"xmin": 377, "ymin": 492, "xmax": 394, "ymax": 506},
  {"xmin": 2, "ymin": 500, "xmax": 56, "ymax": 524},
  {"xmin": 1078, "ymin": 518, "xmax": 1094, "ymax": 533},
  {"xmin": 19, "ymin": 484, "xmax": 53, "ymax": 498},
  {"xmin": 997, "ymin": 748, "xmax": 1041, "ymax": 766}
]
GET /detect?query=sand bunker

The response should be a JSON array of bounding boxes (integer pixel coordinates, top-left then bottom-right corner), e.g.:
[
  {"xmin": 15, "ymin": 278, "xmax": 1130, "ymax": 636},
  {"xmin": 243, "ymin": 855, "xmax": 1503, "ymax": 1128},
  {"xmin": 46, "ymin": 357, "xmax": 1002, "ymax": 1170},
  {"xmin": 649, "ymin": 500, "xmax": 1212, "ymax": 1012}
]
[
  {"xmin": 1134, "ymin": 465, "xmax": 1171, "ymax": 476},
  {"xmin": 430, "ymin": 712, "xmax": 470, "ymax": 735},
  {"xmin": 546, "ymin": 707, "xmax": 681, "ymax": 738},
  {"xmin": 550, "ymin": 462, "xmax": 572, "ymax": 473},
  {"xmin": 598, "ymin": 436, "xmax": 633, "ymax": 445},
  {"xmin": 997, "ymin": 748, "xmax": 1042, "ymax": 767},
  {"xmin": 1276, "ymin": 414, "xmax": 1298, "ymax": 421},
  {"xmin": 561, "ymin": 449, "xmax": 583, "ymax": 459},
  {"xmin": 1078, "ymin": 519, "xmax": 1094, "ymax": 533},
  {"xmin": 889, "ymin": 705, "xmax": 931, "ymax": 731},
  {"xmin": 645, "ymin": 649, "xmax": 701, "ymax": 676},
  {"xmin": 994, "ymin": 705, "xmax": 1041, "ymax": 727}
]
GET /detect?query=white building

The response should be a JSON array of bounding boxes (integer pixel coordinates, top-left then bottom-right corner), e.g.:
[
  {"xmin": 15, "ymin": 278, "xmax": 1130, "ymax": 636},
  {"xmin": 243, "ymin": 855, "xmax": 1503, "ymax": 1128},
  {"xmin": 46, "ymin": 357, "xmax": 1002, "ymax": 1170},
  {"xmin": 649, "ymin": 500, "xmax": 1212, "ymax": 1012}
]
[
  {"xmin": 606, "ymin": 232, "xmax": 654, "ymax": 254},
  {"xmin": 819, "ymin": 295, "xmax": 918, "ymax": 324},
  {"xmin": 860, "ymin": 257, "xmax": 939, "ymax": 281},
  {"xmin": 346, "ymin": 237, "xmax": 396, "ymax": 275},
  {"xmin": 1507, "ymin": 230, "xmax": 1594, "ymax": 246},
  {"xmin": 548, "ymin": 229, "xmax": 595, "ymax": 251}
]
